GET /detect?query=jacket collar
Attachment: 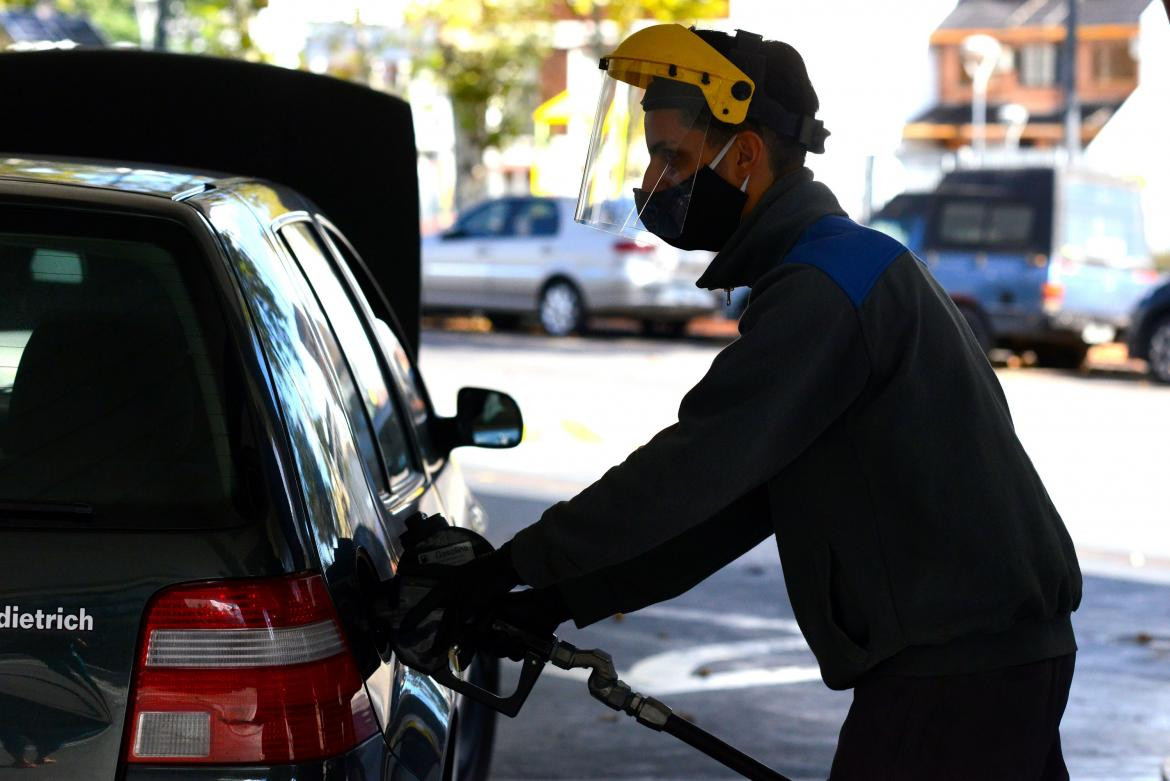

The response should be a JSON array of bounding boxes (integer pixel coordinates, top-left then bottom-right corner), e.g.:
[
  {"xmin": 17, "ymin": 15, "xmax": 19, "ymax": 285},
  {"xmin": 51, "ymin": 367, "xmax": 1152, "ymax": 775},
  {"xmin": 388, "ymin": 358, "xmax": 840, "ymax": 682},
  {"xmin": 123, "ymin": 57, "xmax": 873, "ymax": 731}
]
[{"xmin": 695, "ymin": 167, "xmax": 847, "ymax": 291}]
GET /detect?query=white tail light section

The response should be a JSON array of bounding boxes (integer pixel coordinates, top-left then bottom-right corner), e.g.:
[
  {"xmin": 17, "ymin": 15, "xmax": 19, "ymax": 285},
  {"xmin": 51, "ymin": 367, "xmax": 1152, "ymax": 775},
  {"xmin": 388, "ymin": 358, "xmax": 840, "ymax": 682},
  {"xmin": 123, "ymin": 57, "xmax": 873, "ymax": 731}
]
[
  {"xmin": 145, "ymin": 620, "xmax": 344, "ymax": 667},
  {"xmin": 133, "ymin": 712, "xmax": 211, "ymax": 758}
]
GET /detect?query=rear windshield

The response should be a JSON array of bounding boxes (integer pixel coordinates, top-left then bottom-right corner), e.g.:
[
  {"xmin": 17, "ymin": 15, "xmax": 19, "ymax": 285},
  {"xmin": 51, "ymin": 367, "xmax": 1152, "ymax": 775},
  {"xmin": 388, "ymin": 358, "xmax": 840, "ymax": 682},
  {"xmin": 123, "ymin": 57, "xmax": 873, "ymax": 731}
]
[
  {"xmin": 0, "ymin": 205, "xmax": 264, "ymax": 527},
  {"xmin": 936, "ymin": 199, "xmax": 1037, "ymax": 250}
]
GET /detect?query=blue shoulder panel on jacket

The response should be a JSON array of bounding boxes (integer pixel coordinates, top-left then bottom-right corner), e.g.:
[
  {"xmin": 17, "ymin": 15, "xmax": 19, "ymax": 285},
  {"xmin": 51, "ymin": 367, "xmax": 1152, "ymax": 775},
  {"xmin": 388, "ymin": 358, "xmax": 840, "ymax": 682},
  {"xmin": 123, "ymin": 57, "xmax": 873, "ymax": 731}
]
[{"xmin": 783, "ymin": 216, "xmax": 908, "ymax": 309}]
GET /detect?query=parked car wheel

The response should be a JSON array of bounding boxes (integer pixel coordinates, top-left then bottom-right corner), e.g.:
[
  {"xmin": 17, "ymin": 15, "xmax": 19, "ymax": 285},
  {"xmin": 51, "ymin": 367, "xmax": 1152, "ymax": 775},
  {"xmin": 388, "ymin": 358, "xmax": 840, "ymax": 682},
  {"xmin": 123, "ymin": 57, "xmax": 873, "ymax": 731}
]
[
  {"xmin": 1147, "ymin": 316, "xmax": 1170, "ymax": 384},
  {"xmin": 1033, "ymin": 342, "xmax": 1089, "ymax": 370},
  {"xmin": 539, "ymin": 279, "xmax": 585, "ymax": 336},
  {"xmin": 641, "ymin": 319, "xmax": 688, "ymax": 338}
]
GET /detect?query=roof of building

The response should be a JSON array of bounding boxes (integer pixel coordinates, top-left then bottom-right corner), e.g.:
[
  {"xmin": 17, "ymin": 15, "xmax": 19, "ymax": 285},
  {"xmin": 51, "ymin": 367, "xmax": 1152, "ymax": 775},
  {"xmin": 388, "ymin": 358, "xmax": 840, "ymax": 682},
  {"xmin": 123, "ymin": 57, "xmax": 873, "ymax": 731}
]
[
  {"xmin": 938, "ymin": 0, "xmax": 1151, "ymax": 30},
  {"xmin": 910, "ymin": 99, "xmax": 1122, "ymax": 124},
  {"xmin": 0, "ymin": 10, "xmax": 105, "ymax": 46}
]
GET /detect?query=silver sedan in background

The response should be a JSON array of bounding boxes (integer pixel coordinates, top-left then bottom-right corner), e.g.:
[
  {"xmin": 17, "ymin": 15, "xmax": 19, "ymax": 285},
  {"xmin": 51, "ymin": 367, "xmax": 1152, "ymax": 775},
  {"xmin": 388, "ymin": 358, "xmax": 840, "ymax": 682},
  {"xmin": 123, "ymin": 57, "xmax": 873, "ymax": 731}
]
[{"xmin": 422, "ymin": 196, "xmax": 721, "ymax": 336}]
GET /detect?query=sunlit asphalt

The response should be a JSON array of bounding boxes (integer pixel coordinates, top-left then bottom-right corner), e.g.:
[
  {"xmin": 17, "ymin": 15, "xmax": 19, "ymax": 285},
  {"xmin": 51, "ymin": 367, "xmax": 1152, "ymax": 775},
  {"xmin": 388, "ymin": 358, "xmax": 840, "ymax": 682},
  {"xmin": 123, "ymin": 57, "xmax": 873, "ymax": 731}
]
[{"xmin": 420, "ymin": 324, "xmax": 1170, "ymax": 781}]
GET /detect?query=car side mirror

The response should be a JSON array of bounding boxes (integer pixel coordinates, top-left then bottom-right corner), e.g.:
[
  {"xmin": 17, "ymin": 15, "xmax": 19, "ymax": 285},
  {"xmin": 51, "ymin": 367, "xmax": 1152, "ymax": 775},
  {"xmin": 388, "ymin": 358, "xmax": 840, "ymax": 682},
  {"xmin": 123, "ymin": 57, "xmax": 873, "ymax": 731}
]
[{"xmin": 434, "ymin": 387, "xmax": 523, "ymax": 453}]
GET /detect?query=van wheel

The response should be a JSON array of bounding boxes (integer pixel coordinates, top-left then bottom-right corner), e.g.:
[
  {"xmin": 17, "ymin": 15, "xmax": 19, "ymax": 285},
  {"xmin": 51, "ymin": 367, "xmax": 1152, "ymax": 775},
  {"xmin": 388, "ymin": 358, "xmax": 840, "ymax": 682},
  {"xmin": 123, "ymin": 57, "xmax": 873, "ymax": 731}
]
[
  {"xmin": 1147, "ymin": 316, "xmax": 1170, "ymax": 384},
  {"xmin": 957, "ymin": 305, "xmax": 991, "ymax": 354},
  {"xmin": 1033, "ymin": 343, "xmax": 1089, "ymax": 370},
  {"xmin": 539, "ymin": 280, "xmax": 584, "ymax": 336}
]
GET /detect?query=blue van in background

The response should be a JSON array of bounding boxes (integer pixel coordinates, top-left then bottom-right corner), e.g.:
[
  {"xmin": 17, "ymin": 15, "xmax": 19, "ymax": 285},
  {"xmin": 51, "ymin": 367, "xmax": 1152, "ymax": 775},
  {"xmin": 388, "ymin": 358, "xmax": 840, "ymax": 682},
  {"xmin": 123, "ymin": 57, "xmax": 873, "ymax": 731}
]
[{"xmin": 870, "ymin": 167, "xmax": 1159, "ymax": 367}]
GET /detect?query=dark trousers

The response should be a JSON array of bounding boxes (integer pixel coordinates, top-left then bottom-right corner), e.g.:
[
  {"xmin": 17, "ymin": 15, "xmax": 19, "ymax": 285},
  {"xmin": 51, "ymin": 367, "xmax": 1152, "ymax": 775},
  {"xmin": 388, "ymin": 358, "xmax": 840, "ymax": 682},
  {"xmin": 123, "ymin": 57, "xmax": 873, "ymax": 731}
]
[{"xmin": 829, "ymin": 654, "xmax": 1075, "ymax": 780}]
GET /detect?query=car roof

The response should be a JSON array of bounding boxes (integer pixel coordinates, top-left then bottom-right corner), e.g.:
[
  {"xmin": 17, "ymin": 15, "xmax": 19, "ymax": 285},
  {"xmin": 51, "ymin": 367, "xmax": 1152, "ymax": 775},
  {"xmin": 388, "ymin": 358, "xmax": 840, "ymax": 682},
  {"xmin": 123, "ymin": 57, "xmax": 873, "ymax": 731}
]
[{"xmin": 0, "ymin": 155, "xmax": 231, "ymax": 200}]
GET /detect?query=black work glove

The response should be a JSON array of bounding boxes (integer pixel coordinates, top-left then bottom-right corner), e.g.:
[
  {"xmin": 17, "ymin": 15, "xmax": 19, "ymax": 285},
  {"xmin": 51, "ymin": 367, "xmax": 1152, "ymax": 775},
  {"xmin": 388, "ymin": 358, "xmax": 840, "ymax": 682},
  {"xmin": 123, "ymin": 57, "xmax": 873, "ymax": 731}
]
[
  {"xmin": 400, "ymin": 541, "xmax": 524, "ymax": 635},
  {"xmin": 469, "ymin": 586, "xmax": 573, "ymax": 661}
]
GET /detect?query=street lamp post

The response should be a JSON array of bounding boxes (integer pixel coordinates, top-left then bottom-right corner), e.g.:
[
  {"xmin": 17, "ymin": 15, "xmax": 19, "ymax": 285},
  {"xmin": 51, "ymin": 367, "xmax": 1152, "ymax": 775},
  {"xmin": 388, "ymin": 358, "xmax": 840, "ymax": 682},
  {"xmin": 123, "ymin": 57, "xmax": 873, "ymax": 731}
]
[
  {"xmin": 961, "ymin": 34, "xmax": 1004, "ymax": 164},
  {"xmin": 1063, "ymin": 0, "xmax": 1081, "ymax": 165},
  {"xmin": 1000, "ymin": 103, "xmax": 1030, "ymax": 155}
]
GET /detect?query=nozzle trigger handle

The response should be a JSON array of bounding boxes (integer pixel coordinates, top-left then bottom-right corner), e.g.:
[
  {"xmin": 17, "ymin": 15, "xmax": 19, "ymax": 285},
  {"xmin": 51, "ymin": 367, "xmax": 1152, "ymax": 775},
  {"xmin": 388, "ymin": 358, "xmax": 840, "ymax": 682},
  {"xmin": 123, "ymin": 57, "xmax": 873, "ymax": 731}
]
[{"xmin": 432, "ymin": 651, "xmax": 546, "ymax": 718}]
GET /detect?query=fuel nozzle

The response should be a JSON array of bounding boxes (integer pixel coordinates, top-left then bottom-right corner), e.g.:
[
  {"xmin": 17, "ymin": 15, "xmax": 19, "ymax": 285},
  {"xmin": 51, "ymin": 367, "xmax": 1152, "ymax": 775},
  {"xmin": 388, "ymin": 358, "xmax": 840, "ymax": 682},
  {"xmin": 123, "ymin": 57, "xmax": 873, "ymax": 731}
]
[
  {"xmin": 379, "ymin": 512, "xmax": 550, "ymax": 717},
  {"xmin": 400, "ymin": 510, "xmax": 450, "ymax": 551}
]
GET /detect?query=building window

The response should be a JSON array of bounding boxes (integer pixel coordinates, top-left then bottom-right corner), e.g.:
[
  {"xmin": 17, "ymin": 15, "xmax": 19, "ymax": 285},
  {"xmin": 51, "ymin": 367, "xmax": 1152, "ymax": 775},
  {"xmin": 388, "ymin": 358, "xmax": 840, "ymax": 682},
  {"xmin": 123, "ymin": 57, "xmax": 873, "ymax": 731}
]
[
  {"xmin": 1018, "ymin": 43, "xmax": 1058, "ymax": 87},
  {"xmin": 1093, "ymin": 42, "xmax": 1137, "ymax": 83}
]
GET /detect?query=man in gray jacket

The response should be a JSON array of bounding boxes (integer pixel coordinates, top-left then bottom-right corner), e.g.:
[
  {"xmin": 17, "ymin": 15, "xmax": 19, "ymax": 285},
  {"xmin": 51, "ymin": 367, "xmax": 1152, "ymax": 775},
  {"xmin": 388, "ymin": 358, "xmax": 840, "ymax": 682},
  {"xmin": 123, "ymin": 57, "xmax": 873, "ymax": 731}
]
[{"xmin": 435, "ymin": 26, "xmax": 1081, "ymax": 780}]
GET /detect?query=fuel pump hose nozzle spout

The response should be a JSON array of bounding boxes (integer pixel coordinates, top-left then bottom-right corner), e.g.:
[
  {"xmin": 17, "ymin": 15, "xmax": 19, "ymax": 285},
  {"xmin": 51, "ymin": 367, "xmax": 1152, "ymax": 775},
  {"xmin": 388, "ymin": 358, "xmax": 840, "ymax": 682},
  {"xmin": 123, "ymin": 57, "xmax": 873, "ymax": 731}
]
[
  {"xmin": 548, "ymin": 641, "xmax": 672, "ymax": 729},
  {"xmin": 547, "ymin": 638, "xmax": 791, "ymax": 781}
]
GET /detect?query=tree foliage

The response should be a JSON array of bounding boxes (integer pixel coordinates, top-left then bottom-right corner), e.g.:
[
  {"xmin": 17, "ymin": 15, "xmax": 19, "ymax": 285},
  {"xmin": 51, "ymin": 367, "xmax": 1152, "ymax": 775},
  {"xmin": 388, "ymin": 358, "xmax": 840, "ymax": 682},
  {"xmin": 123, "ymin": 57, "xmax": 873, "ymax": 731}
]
[
  {"xmin": 562, "ymin": 0, "xmax": 729, "ymax": 57},
  {"xmin": 564, "ymin": 0, "xmax": 729, "ymax": 33},
  {"xmin": 164, "ymin": 0, "xmax": 268, "ymax": 59},
  {"xmin": 405, "ymin": 0, "xmax": 729, "ymax": 204},
  {"xmin": 0, "ymin": 0, "xmax": 141, "ymax": 44},
  {"xmin": 0, "ymin": 0, "xmax": 268, "ymax": 56},
  {"xmin": 407, "ymin": 0, "xmax": 551, "ymax": 205}
]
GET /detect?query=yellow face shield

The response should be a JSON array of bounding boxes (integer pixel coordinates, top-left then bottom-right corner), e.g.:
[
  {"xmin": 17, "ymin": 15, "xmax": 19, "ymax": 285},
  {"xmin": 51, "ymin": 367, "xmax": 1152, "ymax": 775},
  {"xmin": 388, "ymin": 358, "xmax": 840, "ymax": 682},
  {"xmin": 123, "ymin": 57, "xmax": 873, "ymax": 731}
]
[
  {"xmin": 574, "ymin": 25, "xmax": 756, "ymax": 243},
  {"xmin": 601, "ymin": 24, "xmax": 757, "ymax": 124}
]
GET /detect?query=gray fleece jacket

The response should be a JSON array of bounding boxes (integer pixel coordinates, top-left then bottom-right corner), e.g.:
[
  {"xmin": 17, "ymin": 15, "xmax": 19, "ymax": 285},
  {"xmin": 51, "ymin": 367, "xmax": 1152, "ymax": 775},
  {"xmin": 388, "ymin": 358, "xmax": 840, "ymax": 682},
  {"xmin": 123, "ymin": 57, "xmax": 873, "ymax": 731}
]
[{"xmin": 509, "ymin": 168, "xmax": 1081, "ymax": 689}]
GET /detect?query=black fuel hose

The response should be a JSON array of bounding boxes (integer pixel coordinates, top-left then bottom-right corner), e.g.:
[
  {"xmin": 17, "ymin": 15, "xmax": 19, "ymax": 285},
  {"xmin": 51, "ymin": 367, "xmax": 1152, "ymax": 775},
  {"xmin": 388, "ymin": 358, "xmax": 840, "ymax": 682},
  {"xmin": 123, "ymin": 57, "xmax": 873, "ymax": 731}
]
[{"xmin": 662, "ymin": 714, "xmax": 792, "ymax": 781}]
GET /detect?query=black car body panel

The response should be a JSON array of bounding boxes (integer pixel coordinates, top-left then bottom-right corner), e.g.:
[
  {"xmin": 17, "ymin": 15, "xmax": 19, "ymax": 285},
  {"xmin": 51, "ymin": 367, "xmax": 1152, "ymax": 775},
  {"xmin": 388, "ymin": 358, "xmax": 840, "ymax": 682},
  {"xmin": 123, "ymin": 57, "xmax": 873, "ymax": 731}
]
[
  {"xmin": 0, "ymin": 157, "xmax": 494, "ymax": 779},
  {"xmin": 0, "ymin": 49, "xmax": 422, "ymax": 355}
]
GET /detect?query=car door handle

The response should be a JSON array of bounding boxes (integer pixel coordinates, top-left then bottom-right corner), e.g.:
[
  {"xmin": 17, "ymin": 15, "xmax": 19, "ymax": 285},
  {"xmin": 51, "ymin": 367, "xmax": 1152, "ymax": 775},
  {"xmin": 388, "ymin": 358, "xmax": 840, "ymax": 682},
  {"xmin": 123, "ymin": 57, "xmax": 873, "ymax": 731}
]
[
  {"xmin": 476, "ymin": 245, "xmax": 491, "ymax": 257},
  {"xmin": 540, "ymin": 245, "xmax": 554, "ymax": 256}
]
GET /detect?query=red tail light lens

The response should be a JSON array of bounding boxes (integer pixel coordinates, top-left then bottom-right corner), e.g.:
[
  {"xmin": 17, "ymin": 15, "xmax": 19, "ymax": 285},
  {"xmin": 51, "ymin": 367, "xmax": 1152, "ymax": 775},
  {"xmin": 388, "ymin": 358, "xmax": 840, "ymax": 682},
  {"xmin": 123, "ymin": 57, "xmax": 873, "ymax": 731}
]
[
  {"xmin": 126, "ymin": 574, "xmax": 377, "ymax": 764},
  {"xmin": 613, "ymin": 239, "xmax": 656, "ymax": 254},
  {"xmin": 1042, "ymin": 282, "xmax": 1064, "ymax": 313}
]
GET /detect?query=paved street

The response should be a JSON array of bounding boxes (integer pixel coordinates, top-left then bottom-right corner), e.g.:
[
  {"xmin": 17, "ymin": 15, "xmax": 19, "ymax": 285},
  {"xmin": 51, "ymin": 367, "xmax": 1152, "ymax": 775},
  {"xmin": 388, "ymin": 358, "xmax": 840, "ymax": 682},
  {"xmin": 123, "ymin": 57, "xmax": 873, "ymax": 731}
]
[{"xmin": 419, "ymin": 326, "xmax": 1170, "ymax": 780}]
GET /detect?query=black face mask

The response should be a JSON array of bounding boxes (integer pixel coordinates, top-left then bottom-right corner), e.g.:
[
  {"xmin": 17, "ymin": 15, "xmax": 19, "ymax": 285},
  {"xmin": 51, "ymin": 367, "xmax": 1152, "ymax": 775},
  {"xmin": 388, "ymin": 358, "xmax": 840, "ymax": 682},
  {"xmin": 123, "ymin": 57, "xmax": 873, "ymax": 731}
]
[{"xmin": 632, "ymin": 137, "xmax": 748, "ymax": 252}]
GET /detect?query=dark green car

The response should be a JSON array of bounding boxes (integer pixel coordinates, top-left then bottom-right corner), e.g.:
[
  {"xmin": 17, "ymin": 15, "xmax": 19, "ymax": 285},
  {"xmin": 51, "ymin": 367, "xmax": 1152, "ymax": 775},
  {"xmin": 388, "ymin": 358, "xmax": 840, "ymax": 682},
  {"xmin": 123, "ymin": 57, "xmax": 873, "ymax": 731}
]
[{"xmin": 0, "ymin": 51, "xmax": 518, "ymax": 780}]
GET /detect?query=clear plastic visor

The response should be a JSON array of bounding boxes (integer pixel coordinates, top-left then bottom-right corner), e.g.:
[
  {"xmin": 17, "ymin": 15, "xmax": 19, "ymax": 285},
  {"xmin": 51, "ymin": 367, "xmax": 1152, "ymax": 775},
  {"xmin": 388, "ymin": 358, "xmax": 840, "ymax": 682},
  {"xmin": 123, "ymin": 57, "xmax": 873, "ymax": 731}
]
[{"xmin": 574, "ymin": 75, "xmax": 714, "ymax": 241}]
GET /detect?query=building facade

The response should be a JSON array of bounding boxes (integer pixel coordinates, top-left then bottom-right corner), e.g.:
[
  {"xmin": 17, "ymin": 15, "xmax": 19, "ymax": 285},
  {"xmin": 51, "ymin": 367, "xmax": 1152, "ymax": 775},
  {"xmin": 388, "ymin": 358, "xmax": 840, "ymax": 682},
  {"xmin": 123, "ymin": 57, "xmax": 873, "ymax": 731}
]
[{"xmin": 904, "ymin": 0, "xmax": 1149, "ymax": 156}]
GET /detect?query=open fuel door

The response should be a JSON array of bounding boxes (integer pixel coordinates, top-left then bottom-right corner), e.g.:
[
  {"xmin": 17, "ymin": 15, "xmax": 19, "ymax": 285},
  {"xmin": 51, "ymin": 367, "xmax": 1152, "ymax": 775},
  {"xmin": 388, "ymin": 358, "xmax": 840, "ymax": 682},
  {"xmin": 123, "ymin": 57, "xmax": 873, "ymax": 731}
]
[{"xmin": 0, "ymin": 49, "xmax": 422, "ymax": 354}]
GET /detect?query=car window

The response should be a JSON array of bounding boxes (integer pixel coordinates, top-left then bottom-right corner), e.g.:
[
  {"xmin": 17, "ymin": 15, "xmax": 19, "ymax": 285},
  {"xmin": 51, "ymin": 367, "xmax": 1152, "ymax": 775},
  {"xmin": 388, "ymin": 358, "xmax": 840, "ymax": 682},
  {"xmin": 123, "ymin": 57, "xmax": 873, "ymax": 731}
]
[
  {"xmin": 986, "ymin": 205, "xmax": 1033, "ymax": 245},
  {"xmin": 938, "ymin": 201, "xmax": 985, "ymax": 245},
  {"xmin": 1062, "ymin": 181, "xmax": 1149, "ymax": 266},
  {"xmin": 938, "ymin": 200, "xmax": 1035, "ymax": 250},
  {"xmin": 0, "ymin": 206, "xmax": 264, "ymax": 527},
  {"xmin": 456, "ymin": 201, "xmax": 511, "ymax": 238},
  {"xmin": 317, "ymin": 221, "xmax": 439, "ymax": 464},
  {"xmin": 374, "ymin": 318, "xmax": 435, "ymax": 447},
  {"xmin": 511, "ymin": 199, "xmax": 560, "ymax": 237},
  {"xmin": 278, "ymin": 221, "xmax": 418, "ymax": 492}
]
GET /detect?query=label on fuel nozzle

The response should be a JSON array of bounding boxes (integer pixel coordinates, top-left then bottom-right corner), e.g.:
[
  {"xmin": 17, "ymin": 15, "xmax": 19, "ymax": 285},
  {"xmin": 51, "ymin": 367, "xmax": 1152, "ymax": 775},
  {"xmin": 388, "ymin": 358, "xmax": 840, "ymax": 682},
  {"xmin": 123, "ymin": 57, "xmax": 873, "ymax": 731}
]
[{"xmin": 418, "ymin": 541, "xmax": 477, "ymax": 567}]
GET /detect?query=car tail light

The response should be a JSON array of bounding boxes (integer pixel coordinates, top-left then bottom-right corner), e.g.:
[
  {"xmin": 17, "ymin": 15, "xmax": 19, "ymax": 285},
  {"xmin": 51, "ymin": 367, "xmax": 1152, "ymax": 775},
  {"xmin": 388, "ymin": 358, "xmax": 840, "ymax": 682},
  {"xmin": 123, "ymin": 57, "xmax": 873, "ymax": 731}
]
[
  {"xmin": 126, "ymin": 574, "xmax": 378, "ymax": 765},
  {"xmin": 1042, "ymin": 282, "xmax": 1064, "ymax": 314},
  {"xmin": 613, "ymin": 239, "xmax": 656, "ymax": 254}
]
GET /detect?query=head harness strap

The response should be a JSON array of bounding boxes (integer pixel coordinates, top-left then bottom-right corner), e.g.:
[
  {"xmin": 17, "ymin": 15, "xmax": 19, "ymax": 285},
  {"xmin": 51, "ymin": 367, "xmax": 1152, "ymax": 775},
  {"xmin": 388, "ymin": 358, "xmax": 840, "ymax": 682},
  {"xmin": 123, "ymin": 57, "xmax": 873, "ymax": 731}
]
[{"xmin": 725, "ymin": 28, "xmax": 829, "ymax": 154}]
